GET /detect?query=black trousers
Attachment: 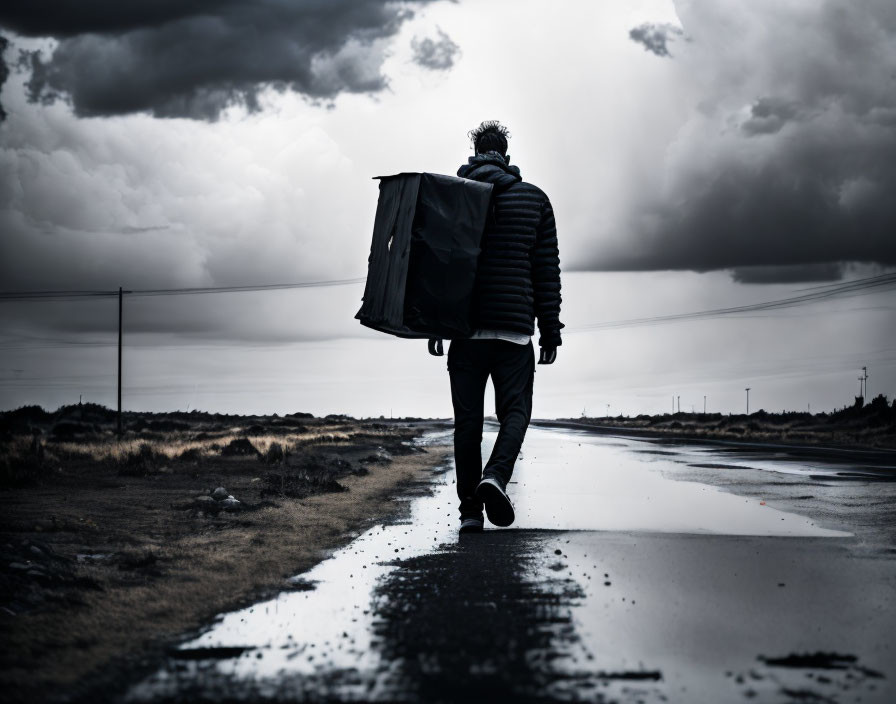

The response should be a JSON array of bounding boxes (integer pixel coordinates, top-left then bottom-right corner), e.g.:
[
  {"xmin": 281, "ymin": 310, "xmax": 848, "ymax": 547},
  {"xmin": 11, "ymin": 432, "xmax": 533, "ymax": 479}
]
[{"xmin": 447, "ymin": 339, "xmax": 535, "ymax": 519}]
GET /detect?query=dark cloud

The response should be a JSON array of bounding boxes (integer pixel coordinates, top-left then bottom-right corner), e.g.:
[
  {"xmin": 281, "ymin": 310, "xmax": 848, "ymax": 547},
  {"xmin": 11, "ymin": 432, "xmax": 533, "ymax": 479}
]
[
  {"xmin": 0, "ymin": 0, "xmax": 443, "ymax": 119},
  {"xmin": 411, "ymin": 27, "xmax": 459, "ymax": 70},
  {"xmin": 741, "ymin": 97, "xmax": 803, "ymax": 136},
  {"xmin": 581, "ymin": 2, "xmax": 896, "ymax": 281},
  {"xmin": 0, "ymin": 1, "xmax": 239, "ymax": 37},
  {"xmin": 0, "ymin": 35, "xmax": 8, "ymax": 120},
  {"xmin": 628, "ymin": 22, "xmax": 682, "ymax": 58},
  {"xmin": 583, "ymin": 144, "xmax": 896, "ymax": 274}
]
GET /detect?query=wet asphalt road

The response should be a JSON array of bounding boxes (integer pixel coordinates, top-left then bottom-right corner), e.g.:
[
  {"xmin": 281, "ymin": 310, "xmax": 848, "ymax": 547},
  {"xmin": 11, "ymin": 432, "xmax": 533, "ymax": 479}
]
[{"xmin": 126, "ymin": 426, "xmax": 896, "ymax": 703}]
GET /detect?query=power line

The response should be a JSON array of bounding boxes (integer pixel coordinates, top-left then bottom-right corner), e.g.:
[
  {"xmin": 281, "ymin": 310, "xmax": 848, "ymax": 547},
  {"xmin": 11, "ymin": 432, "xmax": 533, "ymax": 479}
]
[
  {"xmin": 568, "ymin": 272, "xmax": 896, "ymax": 333},
  {"xmin": 0, "ymin": 290, "xmax": 117, "ymax": 301},
  {"xmin": 130, "ymin": 277, "xmax": 367, "ymax": 297},
  {"xmin": 794, "ymin": 275, "xmax": 895, "ymax": 292},
  {"xmin": 0, "ymin": 277, "xmax": 367, "ymax": 301}
]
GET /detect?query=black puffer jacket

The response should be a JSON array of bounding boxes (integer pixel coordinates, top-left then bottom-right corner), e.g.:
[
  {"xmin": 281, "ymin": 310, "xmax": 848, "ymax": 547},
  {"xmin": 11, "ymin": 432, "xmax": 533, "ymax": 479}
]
[{"xmin": 457, "ymin": 152, "xmax": 563, "ymax": 347}]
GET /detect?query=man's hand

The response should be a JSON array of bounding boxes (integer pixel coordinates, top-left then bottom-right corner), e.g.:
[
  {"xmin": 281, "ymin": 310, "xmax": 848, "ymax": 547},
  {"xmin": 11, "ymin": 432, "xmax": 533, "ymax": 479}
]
[
  {"xmin": 428, "ymin": 338, "xmax": 444, "ymax": 356},
  {"xmin": 538, "ymin": 346, "xmax": 557, "ymax": 364}
]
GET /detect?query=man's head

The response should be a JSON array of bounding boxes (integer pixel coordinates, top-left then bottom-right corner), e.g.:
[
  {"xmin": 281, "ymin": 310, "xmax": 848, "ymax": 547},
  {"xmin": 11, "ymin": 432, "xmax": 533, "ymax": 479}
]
[{"xmin": 469, "ymin": 120, "xmax": 510, "ymax": 156}]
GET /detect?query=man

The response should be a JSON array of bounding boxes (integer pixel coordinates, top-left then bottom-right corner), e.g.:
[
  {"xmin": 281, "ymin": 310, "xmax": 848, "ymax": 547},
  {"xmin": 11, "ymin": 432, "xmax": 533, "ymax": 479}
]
[{"xmin": 432, "ymin": 120, "xmax": 563, "ymax": 533}]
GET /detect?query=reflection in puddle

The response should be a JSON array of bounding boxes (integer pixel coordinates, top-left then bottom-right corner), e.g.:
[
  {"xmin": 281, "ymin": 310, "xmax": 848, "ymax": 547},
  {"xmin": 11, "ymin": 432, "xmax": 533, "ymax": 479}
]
[{"xmin": 505, "ymin": 427, "xmax": 849, "ymax": 536}]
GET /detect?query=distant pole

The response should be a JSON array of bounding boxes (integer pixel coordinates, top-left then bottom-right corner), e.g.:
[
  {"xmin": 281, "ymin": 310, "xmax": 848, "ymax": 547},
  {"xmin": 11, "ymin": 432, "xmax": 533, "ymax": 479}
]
[
  {"xmin": 117, "ymin": 286, "xmax": 122, "ymax": 437},
  {"xmin": 677, "ymin": 395, "xmax": 680, "ymax": 414},
  {"xmin": 606, "ymin": 403, "xmax": 610, "ymax": 418},
  {"xmin": 863, "ymin": 366, "xmax": 869, "ymax": 399},
  {"xmin": 745, "ymin": 387, "xmax": 751, "ymax": 415},
  {"xmin": 703, "ymin": 395, "xmax": 707, "ymax": 414}
]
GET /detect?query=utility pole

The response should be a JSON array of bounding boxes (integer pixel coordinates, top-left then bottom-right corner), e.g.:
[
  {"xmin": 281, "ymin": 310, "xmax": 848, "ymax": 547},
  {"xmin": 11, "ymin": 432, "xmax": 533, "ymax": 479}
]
[
  {"xmin": 745, "ymin": 387, "xmax": 751, "ymax": 415},
  {"xmin": 677, "ymin": 395, "xmax": 680, "ymax": 414},
  {"xmin": 863, "ymin": 366, "xmax": 869, "ymax": 400},
  {"xmin": 606, "ymin": 403, "xmax": 610, "ymax": 418},
  {"xmin": 117, "ymin": 286, "xmax": 123, "ymax": 437},
  {"xmin": 703, "ymin": 395, "xmax": 707, "ymax": 414}
]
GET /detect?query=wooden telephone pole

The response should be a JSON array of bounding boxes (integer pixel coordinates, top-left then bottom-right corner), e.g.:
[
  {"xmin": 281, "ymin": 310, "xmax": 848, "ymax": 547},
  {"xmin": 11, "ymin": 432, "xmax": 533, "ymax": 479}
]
[{"xmin": 117, "ymin": 287, "xmax": 123, "ymax": 437}]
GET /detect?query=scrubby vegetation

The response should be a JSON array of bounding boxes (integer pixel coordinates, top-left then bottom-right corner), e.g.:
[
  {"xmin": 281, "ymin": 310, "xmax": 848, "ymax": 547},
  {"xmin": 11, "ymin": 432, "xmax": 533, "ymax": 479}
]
[
  {"xmin": 0, "ymin": 403, "xmax": 422, "ymax": 489},
  {"xmin": 566, "ymin": 394, "xmax": 896, "ymax": 449}
]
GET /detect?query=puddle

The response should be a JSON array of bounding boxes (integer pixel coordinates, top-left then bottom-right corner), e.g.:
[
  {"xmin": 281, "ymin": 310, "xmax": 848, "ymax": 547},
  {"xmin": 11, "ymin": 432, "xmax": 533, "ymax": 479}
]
[
  {"xmin": 680, "ymin": 445, "xmax": 896, "ymax": 479},
  {"xmin": 505, "ymin": 427, "xmax": 849, "ymax": 537},
  {"xmin": 549, "ymin": 530, "xmax": 893, "ymax": 703},
  {"xmin": 127, "ymin": 426, "xmax": 876, "ymax": 702}
]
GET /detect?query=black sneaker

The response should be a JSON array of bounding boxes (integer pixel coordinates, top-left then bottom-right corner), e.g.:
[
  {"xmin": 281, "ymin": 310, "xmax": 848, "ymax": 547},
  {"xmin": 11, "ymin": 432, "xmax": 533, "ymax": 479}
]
[
  {"xmin": 459, "ymin": 517, "xmax": 484, "ymax": 534},
  {"xmin": 475, "ymin": 476, "xmax": 515, "ymax": 527}
]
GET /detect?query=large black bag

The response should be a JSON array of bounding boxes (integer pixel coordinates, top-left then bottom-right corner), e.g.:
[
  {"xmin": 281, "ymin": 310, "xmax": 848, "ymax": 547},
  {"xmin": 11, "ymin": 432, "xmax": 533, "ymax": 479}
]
[{"xmin": 355, "ymin": 172, "xmax": 493, "ymax": 339}]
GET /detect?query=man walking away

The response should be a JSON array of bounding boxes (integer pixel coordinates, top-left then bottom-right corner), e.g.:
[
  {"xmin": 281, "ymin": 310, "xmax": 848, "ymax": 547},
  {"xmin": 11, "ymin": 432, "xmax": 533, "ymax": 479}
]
[{"xmin": 434, "ymin": 121, "xmax": 563, "ymax": 533}]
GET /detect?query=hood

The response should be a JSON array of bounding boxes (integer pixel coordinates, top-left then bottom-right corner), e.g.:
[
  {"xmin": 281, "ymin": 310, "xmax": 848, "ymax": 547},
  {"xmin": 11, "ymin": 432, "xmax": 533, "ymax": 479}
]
[{"xmin": 456, "ymin": 151, "xmax": 522, "ymax": 192}]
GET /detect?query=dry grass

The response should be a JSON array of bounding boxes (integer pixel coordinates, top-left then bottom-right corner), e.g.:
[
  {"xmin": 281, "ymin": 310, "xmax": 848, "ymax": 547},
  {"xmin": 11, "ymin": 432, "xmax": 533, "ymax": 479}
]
[
  {"xmin": 1, "ymin": 411, "xmax": 430, "ymax": 498},
  {"xmin": 2, "ymin": 427, "xmax": 366, "ymax": 468}
]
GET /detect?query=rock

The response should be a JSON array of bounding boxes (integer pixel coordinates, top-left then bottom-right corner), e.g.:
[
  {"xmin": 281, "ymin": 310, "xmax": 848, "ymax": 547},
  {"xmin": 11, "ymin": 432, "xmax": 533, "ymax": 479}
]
[
  {"xmin": 76, "ymin": 553, "xmax": 111, "ymax": 562},
  {"xmin": 9, "ymin": 562, "xmax": 30, "ymax": 571},
  {"xmin": 211, "ymin": 487, "xmax": 229, "ymax": 501},
  {"xmin": 362, "ymin": 447, "xmax": 394, "ymax": 464},
  {"xmin": 29, "ymin": 545, "xmax": 43, "ymax": 557},
  {"xmin": 194, "ymin": 495, "xmax": 215, "ymax": 505},
  {"xmin": 219, "ymin": 497, "xmax": 241, "ymax": 511}
]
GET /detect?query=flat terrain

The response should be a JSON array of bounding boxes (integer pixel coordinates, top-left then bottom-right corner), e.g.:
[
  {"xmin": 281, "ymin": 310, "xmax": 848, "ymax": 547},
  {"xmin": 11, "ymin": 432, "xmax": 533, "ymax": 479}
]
[
  {"xmin": 3, "ymin": 405, "xmax": 895, "ymax": 703},
  {"xmin": 0, "ymin": 404, "xmax": 450, "ymax": 703}
]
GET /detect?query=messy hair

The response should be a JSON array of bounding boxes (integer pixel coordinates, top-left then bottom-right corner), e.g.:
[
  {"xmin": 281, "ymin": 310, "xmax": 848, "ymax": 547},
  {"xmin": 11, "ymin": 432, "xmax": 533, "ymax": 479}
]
[{"xmin": 468, "ymin": 120, "xmax": 510, "ymax": 155}]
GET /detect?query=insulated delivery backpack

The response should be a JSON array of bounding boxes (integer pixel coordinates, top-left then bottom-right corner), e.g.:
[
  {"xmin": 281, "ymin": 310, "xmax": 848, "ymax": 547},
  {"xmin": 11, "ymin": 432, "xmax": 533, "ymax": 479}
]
[{"xmin": 355, "ymin": 172, "xmax": 493, "ymax": 340}]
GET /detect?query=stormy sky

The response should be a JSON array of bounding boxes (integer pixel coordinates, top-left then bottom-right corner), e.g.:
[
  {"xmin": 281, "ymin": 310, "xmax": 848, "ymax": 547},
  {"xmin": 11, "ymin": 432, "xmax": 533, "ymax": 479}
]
[{"xmin": 1, "ymin": 0, "xmax": 894, "ymax": 417}]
